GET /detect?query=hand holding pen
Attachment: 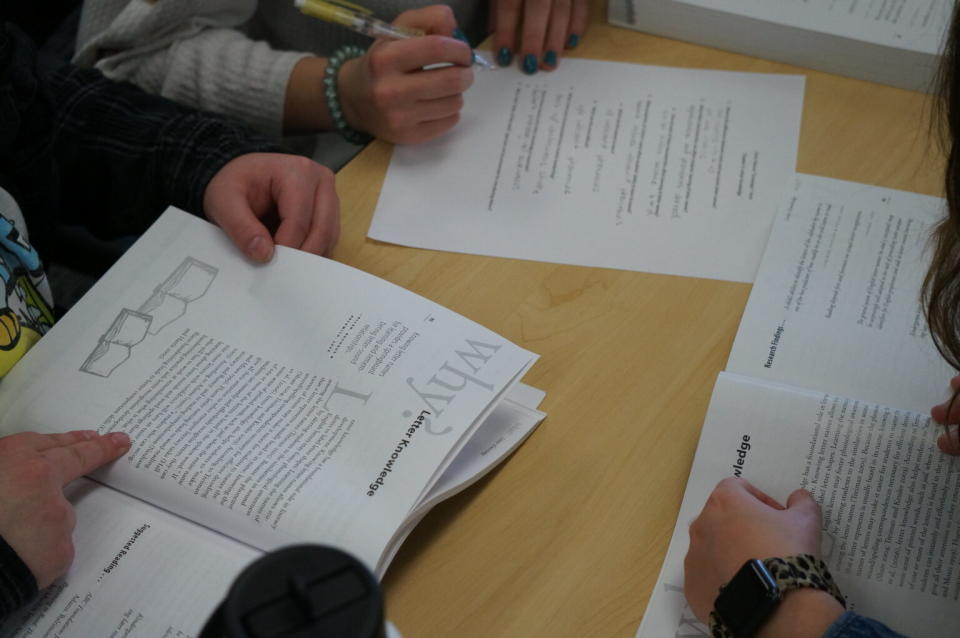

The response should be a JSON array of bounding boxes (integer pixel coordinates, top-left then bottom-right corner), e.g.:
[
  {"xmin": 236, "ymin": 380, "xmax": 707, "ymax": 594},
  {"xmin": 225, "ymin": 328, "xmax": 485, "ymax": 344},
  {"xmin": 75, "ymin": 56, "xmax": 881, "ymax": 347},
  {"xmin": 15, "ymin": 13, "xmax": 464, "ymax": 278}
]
[{"xmin": 293, "ymin": 1, "xmax": 482, "ymax": 145}]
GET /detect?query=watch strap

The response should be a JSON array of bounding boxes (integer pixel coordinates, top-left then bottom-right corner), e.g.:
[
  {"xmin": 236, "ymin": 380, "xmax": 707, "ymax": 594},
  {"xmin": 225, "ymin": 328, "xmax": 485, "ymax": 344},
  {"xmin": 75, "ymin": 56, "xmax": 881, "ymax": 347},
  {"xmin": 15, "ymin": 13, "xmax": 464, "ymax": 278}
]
[
  {"xmin": 709, "ymin": 554, "xmax": 846, "ymax": 638},
  {"xmin": 763, "ymin": 555, "xmax": 845, "ymax": 608}
]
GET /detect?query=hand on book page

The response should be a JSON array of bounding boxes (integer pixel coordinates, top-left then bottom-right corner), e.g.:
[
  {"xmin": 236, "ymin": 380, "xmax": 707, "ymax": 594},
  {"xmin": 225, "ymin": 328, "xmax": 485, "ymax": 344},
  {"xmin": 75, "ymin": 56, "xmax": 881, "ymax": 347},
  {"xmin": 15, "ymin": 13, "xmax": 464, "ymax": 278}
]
[
  {"xmin": 684, "ymin": 478, "xmax": 842, "ymax": 629},
  {"xmin": 0, "ymin": 430, "xmax": 130, "ymax": 588},
  {"xmin": 203, "ymin": 153, "xmax": 340, "ymax": 262}
]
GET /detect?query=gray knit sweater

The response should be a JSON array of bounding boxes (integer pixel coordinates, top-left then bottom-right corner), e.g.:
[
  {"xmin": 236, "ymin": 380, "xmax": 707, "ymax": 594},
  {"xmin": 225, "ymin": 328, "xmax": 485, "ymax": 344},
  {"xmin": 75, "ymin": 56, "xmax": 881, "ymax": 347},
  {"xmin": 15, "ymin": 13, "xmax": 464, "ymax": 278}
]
[{"xmin": 74, "ymin": 0, "xmax": 486, "ymax": 167}]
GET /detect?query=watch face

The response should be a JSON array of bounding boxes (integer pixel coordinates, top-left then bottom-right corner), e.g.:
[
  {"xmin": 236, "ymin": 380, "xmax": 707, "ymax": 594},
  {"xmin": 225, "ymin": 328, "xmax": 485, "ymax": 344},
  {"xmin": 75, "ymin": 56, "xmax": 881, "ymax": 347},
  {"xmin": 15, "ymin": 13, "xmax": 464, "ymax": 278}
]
[{"xmin": 714, "ymin": 559, "xmax": 782, "ymax": 637}]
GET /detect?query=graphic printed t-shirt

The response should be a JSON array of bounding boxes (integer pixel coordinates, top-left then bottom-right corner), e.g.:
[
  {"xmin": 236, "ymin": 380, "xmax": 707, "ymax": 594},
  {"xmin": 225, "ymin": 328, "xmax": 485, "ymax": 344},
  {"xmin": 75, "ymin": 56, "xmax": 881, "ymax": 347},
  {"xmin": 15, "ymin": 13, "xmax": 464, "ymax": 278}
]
[{"xmin": 0, "ymin": 188, "xmax": 54, "ymax": 377}]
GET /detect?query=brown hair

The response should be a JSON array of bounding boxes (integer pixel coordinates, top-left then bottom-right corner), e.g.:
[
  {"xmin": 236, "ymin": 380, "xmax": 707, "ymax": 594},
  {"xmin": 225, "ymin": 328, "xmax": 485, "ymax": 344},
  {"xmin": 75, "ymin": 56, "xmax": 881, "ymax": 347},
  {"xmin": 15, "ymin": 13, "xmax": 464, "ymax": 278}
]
[{"xmin": 924, "ymin": 7, "xmax": 960, "ymax": 372}]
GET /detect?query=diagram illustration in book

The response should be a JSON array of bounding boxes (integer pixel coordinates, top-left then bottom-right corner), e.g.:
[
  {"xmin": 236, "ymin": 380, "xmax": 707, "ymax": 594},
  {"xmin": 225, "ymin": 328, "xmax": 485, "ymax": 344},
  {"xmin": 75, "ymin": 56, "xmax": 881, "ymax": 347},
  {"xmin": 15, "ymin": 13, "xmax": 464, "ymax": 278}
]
[
  {"xmin": 80, "ymin": 257, "xmax": 218, "ymax": 377},
  {"xmin": 138, "ymin": 257, "xmax": 217, "ymax": 334}
]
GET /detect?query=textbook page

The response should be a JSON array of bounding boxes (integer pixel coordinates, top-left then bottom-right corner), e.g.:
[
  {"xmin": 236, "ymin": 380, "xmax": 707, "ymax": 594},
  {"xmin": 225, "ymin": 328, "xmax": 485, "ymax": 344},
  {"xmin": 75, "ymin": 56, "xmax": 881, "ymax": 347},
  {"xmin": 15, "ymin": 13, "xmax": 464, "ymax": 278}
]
[
  {"xmin": 0, "ymin": 479, "xmax": 258, "ymax": 638},
  {"xmin": 637, "ymin": 372, "xmax": 960, "ymax": 638},
  {"xmin": 0, "ymin": 209, "xmax": 537, "ymax": 572},
  {"xmin": 727, "ymin": 175, "xmax": 953, "ymax": 414},
  {"xmin": 371, "ymin": 59, "xmax": 804, "ymax": 283},
  {"xmin": 677, "ymin": 0, "xmax": 950, "ymax": 53}
]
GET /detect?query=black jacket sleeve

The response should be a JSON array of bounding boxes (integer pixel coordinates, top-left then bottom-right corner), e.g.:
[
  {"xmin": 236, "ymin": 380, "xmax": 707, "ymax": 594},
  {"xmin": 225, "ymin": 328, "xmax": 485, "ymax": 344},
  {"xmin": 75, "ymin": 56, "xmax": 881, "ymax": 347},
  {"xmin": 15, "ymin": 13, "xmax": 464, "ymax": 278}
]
[{"xmin": 0, "ymin": 534, "xmax": 37, "ymax": 622}]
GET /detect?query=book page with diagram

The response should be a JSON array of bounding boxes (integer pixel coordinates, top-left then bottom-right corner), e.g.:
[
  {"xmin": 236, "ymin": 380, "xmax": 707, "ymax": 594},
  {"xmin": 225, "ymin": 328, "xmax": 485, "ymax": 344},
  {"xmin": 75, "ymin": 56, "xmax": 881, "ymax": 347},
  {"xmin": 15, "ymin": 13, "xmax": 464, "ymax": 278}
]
[
  {"xmin": 371, "ymin": 59, "xmax": 804, "ymax": 283},
  {"xmin": 676, "ymin": 0, "xmax": 951, "ymax": 53},
  {"xmin": 727, "ymin": 174, "xmax": 954, "ymax": 414},
  {"xmin": 637, "ymin": 372, "xmax": 960, "ymax": 638},
  {"xmin": 0, "ymin": 209, "xmax": 538, "ymax": 572}
]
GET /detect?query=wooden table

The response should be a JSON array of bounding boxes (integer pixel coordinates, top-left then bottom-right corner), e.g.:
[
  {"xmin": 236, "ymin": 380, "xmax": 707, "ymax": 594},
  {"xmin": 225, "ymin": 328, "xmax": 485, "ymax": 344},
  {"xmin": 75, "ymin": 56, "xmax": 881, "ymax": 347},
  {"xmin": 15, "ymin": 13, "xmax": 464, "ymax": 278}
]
[{"xmin": 331, "ymin": 4, "xmax": 944, "ymax": 636}]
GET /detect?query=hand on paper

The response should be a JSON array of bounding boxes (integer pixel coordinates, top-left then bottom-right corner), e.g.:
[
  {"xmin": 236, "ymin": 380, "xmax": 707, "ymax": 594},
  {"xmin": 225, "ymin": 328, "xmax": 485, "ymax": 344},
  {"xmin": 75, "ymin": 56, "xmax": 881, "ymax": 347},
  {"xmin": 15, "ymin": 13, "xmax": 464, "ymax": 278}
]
[
  {"xmin": 203, "ymin": 153, "xmax": 340, "ymax": 263},
  {"xmin": 684, "ymin": 478, "xmax": 843, "ymax": 635},
  {"xmin": 0, "ymin": 430, "xmax": 130, "ymax": 588},
  {"xmin": 337, "ymin": 6, "xmax": 474, "ymax": 144},
  {"xmin": 491, "ymin": 0, "xmax": 589, "ymax": 73},
  {"xmin": 931, "ymin": 374, "xmax": 960, "ymax": 455}
]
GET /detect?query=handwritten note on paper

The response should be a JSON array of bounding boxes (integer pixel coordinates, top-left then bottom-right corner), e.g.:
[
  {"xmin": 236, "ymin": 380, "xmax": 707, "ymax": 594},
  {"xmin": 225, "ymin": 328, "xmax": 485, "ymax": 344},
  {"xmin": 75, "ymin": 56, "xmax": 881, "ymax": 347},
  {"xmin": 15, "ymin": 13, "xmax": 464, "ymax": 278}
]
[{"xmin": 370, "ymin": 59, "xmax": 804, "ymax": 283}]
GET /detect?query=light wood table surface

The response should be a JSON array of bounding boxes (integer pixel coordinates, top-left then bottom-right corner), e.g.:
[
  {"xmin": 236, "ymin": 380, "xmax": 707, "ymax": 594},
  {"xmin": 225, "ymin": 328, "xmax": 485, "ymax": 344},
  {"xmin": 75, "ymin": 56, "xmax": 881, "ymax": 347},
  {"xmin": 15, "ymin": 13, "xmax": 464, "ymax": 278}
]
[{"xmin": 330, "ymin": 4, "xmax": 945, "ymax": 636}]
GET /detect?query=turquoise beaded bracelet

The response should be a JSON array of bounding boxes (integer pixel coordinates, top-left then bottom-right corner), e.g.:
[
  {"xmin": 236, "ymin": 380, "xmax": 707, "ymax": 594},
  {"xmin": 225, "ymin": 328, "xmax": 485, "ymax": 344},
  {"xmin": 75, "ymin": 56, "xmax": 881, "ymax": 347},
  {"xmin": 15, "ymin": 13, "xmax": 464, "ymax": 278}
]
[{"xmin": 324, "ymin": 45, "xmax": 373, "ymax": 145}]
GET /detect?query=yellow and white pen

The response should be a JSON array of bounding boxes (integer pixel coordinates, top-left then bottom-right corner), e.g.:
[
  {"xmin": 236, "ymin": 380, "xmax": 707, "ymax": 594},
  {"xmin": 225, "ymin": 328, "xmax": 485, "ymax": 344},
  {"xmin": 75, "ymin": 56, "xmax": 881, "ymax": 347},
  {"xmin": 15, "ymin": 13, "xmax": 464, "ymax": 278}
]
[{"xmin": 294, "ymin": 0, "xmax": 496, "ymax": 69}]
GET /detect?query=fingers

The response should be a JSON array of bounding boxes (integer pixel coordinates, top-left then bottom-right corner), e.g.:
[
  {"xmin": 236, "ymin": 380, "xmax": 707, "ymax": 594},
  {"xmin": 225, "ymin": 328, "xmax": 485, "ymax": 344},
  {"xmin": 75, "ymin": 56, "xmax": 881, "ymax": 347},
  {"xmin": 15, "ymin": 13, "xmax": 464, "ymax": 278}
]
[
  {"xmin": 371, "ymin": 35, "xmax": 472, "ymax": 73},
  {"xmin": 209, "ymin": 193, "xmax": 276, "ymax": 263},
  {"xmin": 520, "ymin": 0, "xmax": 551, "ymax": 74},
  {"xmin": 494, "ymin": 0, "xmax": 522, "ymax": 67},
  {"xmin": 414, "ymin": 95, "xmax": 466, "ymax": 122},
  {"xmin": 931, "ymin": 377, "xmax": 960, "ymax": 424},
  {"xmin": 392, "ymin": 5, "xmax": 458, "ymax": 36},
  {"xmin": 297, "ymin": 170, "xmax": 341, "ymax": 257},
  {"xmin": 43, "ymin": 432, "xmax": 131, "ymax": 485},
  {"xmin": 542, "ymin": 0, "xmax": 571, "ymax": 69},
  {"xmin": 31, "ymin": 430, "xmax": 100, "ymax": 451},
  {"xmin": 785, "ymin": 488, "xmax": 820, "ymax": 515},
  {"xmin": 272, "ymin": 180, "xmax": 313, "ymax": 250},
  {"xmin": 272, "ymin": 161, "xmax": 339, "ymax": 256},
  {"xmin": 715, "ymin": 477, "xmax": 786, "ymax": 511},
  {"xmin": 403, "ymin": 65, "xmax": 474, "ymax": 102},
  {"xmin": 406, "ymin": 113, "xmax": 461, "ymax": 144},
  {"xmin": 366, "ymin": 65, "xmax": 471, "ymax": 114},
  {"xmin": 938, "ymin": 428, "xmax": 960, "ymax": 455},
  {"xmin": 566, "ymin": 0, "xmax": 588, "ymax": 49}
]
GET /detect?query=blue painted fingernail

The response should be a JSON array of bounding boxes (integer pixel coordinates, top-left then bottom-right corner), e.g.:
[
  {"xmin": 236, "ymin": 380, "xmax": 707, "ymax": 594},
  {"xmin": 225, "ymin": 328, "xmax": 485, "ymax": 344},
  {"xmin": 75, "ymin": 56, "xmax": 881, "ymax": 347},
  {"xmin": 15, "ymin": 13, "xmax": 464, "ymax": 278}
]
[
  {"xmin": 567, "ymin": 33, "xmax": 579, "ymax": 48},
  {"xmin": 452, "ymin": 27, "xmax": 468, "ymax": 43},
  {"xmin": 522, "ymin": 54, "xmax": 537, "ymax": 74},
  {"xmin": 544, "ymin": 50, "xmax": 557, "ymax": 67},
  {"xmin": 497, "ymin": 47, "xmax": 513, "ymax": 67}
]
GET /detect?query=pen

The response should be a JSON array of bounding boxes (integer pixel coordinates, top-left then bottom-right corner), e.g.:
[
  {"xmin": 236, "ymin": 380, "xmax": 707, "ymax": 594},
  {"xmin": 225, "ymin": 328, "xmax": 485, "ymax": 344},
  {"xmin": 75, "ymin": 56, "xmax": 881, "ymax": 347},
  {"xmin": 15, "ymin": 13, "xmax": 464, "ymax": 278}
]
[{"xmin": 294, "ymin": 0, "xmax": 496, "ymax": 69}]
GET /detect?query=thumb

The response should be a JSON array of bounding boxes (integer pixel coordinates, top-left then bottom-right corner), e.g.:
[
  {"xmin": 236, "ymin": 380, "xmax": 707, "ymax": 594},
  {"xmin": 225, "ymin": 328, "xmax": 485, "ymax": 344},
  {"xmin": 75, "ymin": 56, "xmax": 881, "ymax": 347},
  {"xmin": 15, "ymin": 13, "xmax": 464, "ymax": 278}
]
[
  {"xmin": 393, "ymin": 5, "xmax": 457, "ymax": 35},
  {"xmin": 211, "ymin": 201, "xmax": 276, "ymax": 263},
  {"xmin": 786, "ymin": 488, "xmax": 819, "ymax": 513}
]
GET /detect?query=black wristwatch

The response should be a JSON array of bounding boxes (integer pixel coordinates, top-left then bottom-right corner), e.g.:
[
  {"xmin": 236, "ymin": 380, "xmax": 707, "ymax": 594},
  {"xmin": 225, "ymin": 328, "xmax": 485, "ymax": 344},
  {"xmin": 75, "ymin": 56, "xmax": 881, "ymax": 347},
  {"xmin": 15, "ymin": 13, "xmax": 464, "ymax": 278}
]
[{"xmin": 709, "ymin": 555, "xmax": 846, "ymax": 638}]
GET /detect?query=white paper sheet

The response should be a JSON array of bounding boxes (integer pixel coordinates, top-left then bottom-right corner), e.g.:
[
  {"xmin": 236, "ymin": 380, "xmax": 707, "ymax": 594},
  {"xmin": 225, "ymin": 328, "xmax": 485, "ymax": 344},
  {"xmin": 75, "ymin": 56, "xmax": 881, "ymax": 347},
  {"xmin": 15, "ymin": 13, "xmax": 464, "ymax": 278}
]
[
  {"xmin": 727, "ymin": 174, "xmax": 953, "ymax": 414},
  {"xmin": 371, "ymin": 59, "xmax": 804, "ymax": 283}
]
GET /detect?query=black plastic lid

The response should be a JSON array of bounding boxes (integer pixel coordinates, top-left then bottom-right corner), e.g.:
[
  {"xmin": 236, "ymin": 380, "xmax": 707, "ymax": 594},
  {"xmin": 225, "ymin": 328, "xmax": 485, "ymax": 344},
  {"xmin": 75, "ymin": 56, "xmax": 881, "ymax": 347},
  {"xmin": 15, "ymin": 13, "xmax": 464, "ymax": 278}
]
[{"xmin": 213, "ymin": 545, "xmax": 386, "ymax": 638}]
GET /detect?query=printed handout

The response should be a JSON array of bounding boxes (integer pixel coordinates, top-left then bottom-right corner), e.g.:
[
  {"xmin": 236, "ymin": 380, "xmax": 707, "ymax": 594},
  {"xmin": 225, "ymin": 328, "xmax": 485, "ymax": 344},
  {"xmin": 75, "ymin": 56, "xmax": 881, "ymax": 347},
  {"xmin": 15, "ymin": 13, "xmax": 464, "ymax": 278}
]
[{"xmin": 371, "ymin": 59, "xmax": 804, "ymax": 283}]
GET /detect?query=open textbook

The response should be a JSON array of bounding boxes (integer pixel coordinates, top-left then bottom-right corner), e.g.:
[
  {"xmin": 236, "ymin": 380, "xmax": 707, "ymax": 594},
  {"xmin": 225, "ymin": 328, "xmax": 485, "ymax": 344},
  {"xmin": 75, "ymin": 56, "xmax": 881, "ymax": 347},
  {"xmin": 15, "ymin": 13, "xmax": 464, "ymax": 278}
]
[
  {"xmin": 0, "ymin": 209, "xmax": 543, "ymax": 637},
  {"xmin": 638, "ymin": 175, "xmax": 960, "ymax": 637},
  {"xmin": 608, "ymin": 0, "xmax": 951, "ymax": 92},
  {"xmin": 370, "ymin": 59, "xmax": 804, "ymax": 283}
]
